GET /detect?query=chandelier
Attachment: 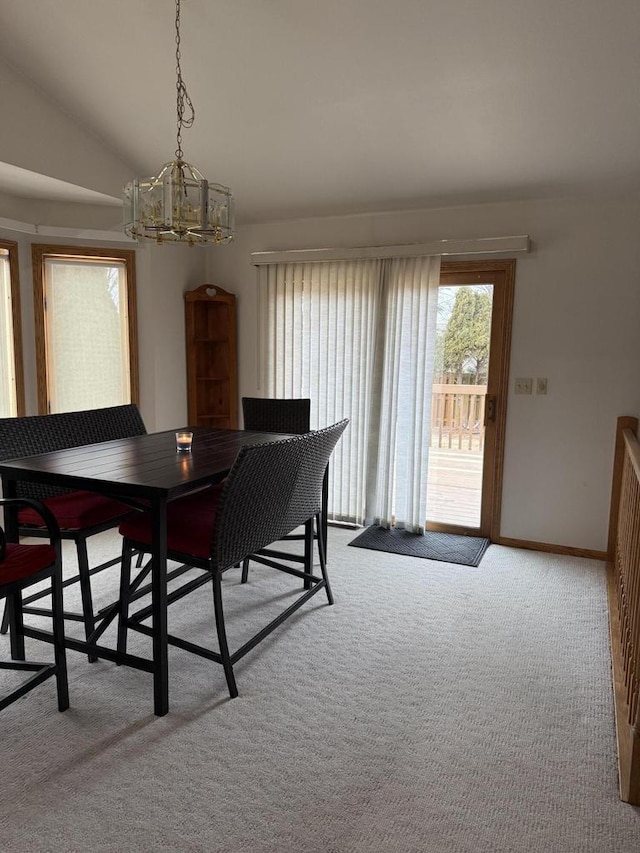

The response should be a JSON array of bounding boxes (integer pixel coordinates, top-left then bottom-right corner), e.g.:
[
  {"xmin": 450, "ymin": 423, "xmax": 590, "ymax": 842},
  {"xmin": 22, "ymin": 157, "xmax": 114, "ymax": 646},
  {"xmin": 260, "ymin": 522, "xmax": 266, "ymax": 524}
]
[{"xmin": 123, "ymin": 0, "xmax": 234, "ymax": 245}]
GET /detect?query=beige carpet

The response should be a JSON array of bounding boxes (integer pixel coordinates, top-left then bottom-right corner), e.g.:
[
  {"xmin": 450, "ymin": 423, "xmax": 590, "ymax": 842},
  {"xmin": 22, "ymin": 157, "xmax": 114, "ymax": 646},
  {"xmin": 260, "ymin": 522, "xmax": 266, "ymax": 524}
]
[{"xmin": 1, "ymin": 527, "xmax": 639, "ymax": 852}]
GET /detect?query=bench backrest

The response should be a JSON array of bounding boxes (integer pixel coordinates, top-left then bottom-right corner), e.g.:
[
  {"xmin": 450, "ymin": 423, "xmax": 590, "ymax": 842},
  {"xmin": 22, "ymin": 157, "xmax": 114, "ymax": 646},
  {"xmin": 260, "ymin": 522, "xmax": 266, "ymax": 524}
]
[{"xmin": 0, "ymin": 404, "xmax": 147, "ymax": 501}]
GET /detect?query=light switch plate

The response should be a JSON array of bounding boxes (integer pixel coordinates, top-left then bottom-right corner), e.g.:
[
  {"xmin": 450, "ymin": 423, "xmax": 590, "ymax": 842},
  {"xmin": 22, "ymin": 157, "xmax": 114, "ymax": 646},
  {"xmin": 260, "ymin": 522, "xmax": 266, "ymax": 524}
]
[
  {"xmin": 536, "ymin": 377, "xmax": 548, "ymax": 395},
  {"xmin": 514, "ymin": 377, "xmax": 533, "ymax": 394}
]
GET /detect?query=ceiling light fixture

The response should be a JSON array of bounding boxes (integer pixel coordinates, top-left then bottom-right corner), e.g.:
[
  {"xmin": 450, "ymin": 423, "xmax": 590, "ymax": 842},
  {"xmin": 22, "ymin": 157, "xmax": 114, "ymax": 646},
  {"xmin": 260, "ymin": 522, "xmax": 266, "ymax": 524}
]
[{"xmin": 123, "ymin": 0, "xmax": 234, "ymax": 246}]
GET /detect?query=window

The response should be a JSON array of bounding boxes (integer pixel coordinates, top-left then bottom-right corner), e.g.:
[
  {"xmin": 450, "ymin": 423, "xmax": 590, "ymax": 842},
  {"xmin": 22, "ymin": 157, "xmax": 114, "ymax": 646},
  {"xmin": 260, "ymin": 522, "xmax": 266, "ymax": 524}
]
[
  {"xmin": 0, "ymin": 239, "xmax": 25, "ymax": 416},
  {"xmin": 32, "ymin": 245, "xmax": 139, "ymax": 414}
]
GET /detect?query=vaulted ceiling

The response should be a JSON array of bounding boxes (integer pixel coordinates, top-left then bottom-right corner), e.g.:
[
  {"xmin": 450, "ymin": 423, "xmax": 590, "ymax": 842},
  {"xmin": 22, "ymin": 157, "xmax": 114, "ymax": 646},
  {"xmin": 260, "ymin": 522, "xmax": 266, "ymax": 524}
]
[{"xmin": 0, "ymin": 0, "xmax": 639, "ymax": 224}]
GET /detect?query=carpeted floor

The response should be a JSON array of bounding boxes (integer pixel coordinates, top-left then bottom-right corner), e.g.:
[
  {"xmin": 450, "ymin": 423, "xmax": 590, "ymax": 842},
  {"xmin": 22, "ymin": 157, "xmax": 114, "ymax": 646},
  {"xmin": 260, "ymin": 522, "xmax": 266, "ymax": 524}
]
[
  {"xmin": 348, "ymin": 526, "xmax": 490, "ymax": 566},
  {"xmin": 1, "ymin": 527, "xmax": 639, "ymax": 852}
]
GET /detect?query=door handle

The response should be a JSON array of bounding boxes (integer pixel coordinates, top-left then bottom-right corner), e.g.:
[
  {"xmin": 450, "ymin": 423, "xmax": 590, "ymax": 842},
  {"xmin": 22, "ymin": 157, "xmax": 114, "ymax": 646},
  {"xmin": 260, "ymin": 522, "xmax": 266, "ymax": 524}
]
[{"xmin": 486, "ymin": 395, "xmax": 497, "ymax": 422}]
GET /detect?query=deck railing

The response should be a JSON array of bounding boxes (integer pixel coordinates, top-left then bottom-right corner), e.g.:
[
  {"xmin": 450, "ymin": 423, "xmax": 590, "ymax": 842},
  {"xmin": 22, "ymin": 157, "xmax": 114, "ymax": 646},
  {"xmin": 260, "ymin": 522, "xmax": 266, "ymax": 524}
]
[
  {"xmin": 431, "ymin": 383, "xmax": 486, "ymax": 451},
  {"xmin": 607, "ymin": 415, "xmax": 640, "ymax": 804}
]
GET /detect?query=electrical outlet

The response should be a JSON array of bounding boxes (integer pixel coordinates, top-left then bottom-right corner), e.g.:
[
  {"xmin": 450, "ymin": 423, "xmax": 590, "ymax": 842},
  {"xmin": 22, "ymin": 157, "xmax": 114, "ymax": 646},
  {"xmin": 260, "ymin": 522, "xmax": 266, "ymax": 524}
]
[
  {"xmin": 514, "ymin": 377, "xmax": 533, "ymax": 395},
  {"xmin": 536, "ymin": 377, "xmax": 548, "ymax": 395}
]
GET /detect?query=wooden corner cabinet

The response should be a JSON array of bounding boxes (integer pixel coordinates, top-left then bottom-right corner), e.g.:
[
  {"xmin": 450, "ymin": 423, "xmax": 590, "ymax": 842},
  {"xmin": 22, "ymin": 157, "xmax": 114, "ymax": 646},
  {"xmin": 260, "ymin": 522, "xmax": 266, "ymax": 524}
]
[{"xmin": 185, "ymin": 284, "xmax": 238, "ymax": 429}]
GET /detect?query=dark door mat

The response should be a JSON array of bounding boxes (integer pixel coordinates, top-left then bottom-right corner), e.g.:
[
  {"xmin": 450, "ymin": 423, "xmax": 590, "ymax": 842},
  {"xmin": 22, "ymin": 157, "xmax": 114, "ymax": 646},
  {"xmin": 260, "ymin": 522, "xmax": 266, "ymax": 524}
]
[{"xmin": 348, "ymin": 526, "xmax": 490, "ymax": 567}]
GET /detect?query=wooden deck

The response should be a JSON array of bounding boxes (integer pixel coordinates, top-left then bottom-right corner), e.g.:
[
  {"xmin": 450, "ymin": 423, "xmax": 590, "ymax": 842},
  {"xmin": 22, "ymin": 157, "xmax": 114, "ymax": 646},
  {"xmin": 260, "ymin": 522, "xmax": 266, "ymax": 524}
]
[{"xmin": 426, "ymin": 446, "xmax": 483, "ymax": 528}]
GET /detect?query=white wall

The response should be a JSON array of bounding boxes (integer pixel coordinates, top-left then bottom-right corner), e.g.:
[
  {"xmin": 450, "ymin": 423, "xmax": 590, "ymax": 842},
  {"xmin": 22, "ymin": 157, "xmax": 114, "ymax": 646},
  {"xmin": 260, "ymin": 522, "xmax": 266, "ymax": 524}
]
[
  {"xmin": 135, "ymin": 242, "xmax": 206, "ymax": 431},
  {"xmin": 204, "ymin": 195, "xmax": 640, "ymax": 552},
  {"xmin": 0, "ymin": 59, "xmax": 133, "ymax": 197},
  {"xmin": 1, "ymin": 223, "xmax": 206, "ymax": 433},
  {"xmin": 0, "ymin": 192, "xmax": 122, "ymax": 231},
  {"xmin": 5, "ymin": 194, "xmax": 639, "ymax": 551}
]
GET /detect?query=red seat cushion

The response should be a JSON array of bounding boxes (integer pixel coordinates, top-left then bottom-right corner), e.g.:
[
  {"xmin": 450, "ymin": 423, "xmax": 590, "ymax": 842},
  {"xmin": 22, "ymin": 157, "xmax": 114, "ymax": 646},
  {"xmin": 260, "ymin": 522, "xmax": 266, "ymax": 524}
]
[
  {"xmin": 18, "ymin": 491, "xmax": 131, "ymax": 531},
  {"xmin": 119, "ymin": 486, "xmax": 223, "ymax": 559},
  {"xmin": 0, "ymin": 542, "xmax": 57, "ymax": 585}
]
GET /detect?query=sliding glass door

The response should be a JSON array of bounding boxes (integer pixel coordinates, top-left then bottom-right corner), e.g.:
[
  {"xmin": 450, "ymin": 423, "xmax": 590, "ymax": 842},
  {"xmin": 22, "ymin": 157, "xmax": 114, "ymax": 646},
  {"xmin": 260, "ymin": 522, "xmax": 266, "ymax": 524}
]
[{"xmin": 259, "ymin": 256, "xmax": 515, "ymax": 540}]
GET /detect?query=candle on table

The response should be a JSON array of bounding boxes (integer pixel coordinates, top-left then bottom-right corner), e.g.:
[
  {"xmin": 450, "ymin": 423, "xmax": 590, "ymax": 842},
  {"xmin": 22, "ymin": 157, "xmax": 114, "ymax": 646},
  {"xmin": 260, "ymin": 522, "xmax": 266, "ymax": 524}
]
[{"xmin": 175, "ymin": 430, "xmax": 193, "ymax": 452}]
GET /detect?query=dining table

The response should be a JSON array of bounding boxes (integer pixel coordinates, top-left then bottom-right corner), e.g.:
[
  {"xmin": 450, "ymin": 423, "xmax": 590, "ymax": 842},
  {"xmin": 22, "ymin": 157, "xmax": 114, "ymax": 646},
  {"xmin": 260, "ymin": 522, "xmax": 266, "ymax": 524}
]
[{"xmin": 0, "ymin": 426, "xmax": 296, "ymax": 716}]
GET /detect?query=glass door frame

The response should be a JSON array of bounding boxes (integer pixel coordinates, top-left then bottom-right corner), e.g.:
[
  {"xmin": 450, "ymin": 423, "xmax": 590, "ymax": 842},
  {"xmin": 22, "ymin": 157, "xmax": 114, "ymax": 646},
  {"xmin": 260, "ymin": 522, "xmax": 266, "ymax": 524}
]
[{"xmin": 426, "ymin": 259, "xmax": 515, "ymax": 540}]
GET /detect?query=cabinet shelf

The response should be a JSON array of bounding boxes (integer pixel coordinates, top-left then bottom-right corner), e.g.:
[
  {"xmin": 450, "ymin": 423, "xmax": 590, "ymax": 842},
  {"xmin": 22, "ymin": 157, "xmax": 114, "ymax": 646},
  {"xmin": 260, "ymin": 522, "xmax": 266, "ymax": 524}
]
[
  {"xmin": 185, "ymin": 285, "xmax": 237, "ymax": 429},
  {"xmin": 197, "ymin": 413, "xmax": 231, "ymax": 419}
]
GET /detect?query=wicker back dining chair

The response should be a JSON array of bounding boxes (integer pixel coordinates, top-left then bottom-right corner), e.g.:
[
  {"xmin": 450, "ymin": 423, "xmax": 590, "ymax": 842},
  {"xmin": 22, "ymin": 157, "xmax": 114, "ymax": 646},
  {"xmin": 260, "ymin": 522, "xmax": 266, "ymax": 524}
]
[
  {"xmin": 242, "ymin": 397, "xmax": 311, "ymax": 436},
  {"xmin": 118, "ymin": 419, "xmax": 348, "ymax": 700},
  {"xmin": 0, "ymin": 404, "xmax": 147, "ymax": 655},
  {"xmin": 0, "ymin": 498, "xmax": 68, "ymax": 712},
  {"xmin": 241, "ymin": 397, "xmax": 320, "ymax": 583}
]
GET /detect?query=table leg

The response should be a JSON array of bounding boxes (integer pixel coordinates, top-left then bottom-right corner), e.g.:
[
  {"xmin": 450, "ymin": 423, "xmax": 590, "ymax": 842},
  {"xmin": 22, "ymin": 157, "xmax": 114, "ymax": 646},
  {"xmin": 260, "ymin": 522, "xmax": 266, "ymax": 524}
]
[{"xmin": 150, "ymin": 494, "xmax": 169, "ymax": 716}]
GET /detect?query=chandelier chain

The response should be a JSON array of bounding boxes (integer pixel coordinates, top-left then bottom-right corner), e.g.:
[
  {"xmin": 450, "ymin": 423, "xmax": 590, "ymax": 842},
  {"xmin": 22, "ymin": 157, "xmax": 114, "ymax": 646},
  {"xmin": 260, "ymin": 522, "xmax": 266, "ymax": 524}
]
[
  {"xmin": 123, "ymin": 0, "xmax": 234, "ymax": 244},
  {"xmin": 175, "ymin": 0, "xmax": 194, "ymax": 160}
]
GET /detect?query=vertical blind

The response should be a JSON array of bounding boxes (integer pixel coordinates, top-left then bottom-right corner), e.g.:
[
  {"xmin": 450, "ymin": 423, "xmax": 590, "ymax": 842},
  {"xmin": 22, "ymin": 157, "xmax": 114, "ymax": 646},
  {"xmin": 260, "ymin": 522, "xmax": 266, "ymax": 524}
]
[
  {"xmin": 367, "ymin": 257, "xmax": 440, "ymax": 531},
  {"xmin": 258, "ymin": 253, "xmax": 441, "ymax": 531},
  {"xmin": 259, "ymin": 259, "xmax": 383, "ymax": 524}
]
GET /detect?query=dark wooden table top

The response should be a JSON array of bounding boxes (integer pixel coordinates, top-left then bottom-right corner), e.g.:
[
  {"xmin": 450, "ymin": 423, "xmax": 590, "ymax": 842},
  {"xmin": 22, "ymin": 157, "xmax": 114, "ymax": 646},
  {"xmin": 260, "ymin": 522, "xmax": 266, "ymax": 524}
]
[{"xmin": 0, "ymin": 427, "xmax": 292, "ymax": 501}]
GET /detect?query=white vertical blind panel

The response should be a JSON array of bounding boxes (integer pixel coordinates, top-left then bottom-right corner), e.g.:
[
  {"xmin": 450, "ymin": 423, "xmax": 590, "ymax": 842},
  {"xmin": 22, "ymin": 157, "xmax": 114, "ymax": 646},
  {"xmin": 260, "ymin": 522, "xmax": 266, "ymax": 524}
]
[
  {"xmin": 260, "ymin": 259, "xmax": 382, "ymax": 523},
  {"xmin": 370, "ymin": 256, "xmax": 440, "ymax": 531},
  {"xmin": 260, "ymin": 255, "xmax": 440, "ymax": 529}
]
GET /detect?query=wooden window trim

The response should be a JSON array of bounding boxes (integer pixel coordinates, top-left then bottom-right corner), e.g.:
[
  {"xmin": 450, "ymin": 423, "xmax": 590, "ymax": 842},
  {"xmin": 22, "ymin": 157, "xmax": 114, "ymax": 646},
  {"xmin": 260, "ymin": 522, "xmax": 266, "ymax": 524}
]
[
  {"xmin": 0, "ymin": 239, "xmax": 25, "ymax": 416},
  {"xmin": 31, "ymin": 244, "xmax": 139, "ymax": 414}
]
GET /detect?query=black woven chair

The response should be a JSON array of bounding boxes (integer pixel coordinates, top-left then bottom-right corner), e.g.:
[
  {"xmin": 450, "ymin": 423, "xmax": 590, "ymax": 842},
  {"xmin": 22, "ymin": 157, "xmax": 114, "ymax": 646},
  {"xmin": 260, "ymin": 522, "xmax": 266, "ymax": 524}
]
[
  {"xmin": 242, "ymin": 397, "xmax": 311, "ymax": 436},
  {"xmin": 117, "ymin": 419, "xmax": 348, "ymax": 699},
  {"xmin": 0, "ymin": 498, "xmax": 69, "ymax": 712},
  {"xmin": 241, "ymin": 397, "xmax": 324, "ymax": 585},
  {"xmin": 0, "ymin": 404, "xmax": 147, "ymax": 655}
]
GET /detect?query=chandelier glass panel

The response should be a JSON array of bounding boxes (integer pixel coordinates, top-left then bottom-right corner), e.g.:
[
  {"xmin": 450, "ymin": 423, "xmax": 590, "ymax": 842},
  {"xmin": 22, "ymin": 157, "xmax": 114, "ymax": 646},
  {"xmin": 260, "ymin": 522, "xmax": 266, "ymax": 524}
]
[{"xmin": 123, "ymin": 0, "xmax": 234, "ymax": 245}]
